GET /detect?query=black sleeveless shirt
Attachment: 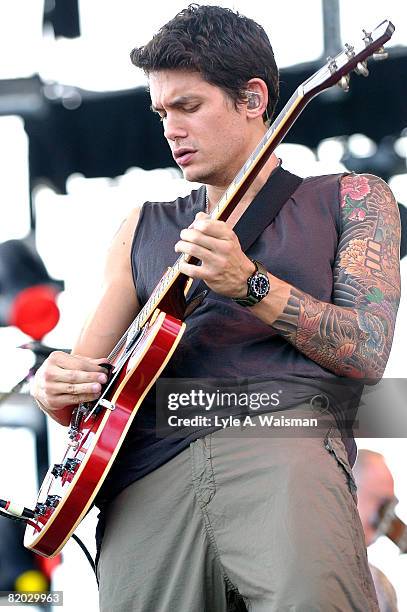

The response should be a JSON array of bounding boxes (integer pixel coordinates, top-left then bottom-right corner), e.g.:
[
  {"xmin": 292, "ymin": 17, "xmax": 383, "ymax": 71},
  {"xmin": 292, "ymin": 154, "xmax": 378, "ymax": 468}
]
[{"xmin": 97, "ymin": 165, "xmax": 362, "ymax": 505}]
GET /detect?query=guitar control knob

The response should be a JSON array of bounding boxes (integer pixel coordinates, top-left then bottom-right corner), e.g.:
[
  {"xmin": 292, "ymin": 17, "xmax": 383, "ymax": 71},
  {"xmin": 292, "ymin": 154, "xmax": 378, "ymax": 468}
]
[
  {"xmin": 34, "ymin": 503, "xmax": 48, "ymax": 516},
  {"xmin": 64, "ymin": 458, "xmax": 80, "ymax": 474},
  {"xmin": 46, "ymin": 495, "xmax": 61, "ymax": 508},
  {"xmin": 51, "ymin": 464, "xmax": 64, "ymax": 478}
]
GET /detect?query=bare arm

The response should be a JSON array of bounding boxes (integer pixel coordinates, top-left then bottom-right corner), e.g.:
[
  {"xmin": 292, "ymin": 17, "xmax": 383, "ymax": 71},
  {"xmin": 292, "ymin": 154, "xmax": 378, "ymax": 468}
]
[
  {"xmin": 267, "ymin": 174, "xmax": 401, "ymax": 379},
  {"xmin": 32, "ymin": 207, "xmax": 142, "ymax": 424}
]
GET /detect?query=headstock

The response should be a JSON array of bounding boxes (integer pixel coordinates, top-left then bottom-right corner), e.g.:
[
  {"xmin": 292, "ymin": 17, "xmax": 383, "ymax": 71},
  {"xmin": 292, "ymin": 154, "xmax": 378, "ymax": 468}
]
[{"xmin": 303, "ymin": 20, "xmax": 395, "ymax": 98}]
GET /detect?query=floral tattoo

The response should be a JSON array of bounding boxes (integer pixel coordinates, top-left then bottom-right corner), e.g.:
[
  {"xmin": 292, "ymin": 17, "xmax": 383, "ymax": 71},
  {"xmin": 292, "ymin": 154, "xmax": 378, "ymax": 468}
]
[{"xmin": 272, "ymin": 174, "xmax": 401, "ymax": 380}]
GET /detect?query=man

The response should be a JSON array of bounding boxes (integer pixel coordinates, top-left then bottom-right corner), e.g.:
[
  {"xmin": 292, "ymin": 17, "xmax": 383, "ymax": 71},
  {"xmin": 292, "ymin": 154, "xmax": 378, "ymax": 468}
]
[
  {"xmin": 354, "ymin": 450, "xmax": 399, "ymax": 611},
  {"xmin": 32, "ymin": 5, "xmax": 401, "ymax": 611}
]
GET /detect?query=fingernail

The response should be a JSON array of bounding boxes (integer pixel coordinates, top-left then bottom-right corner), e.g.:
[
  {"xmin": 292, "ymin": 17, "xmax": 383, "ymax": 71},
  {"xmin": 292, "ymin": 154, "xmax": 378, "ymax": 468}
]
[
  {"xmin": 98, "ymin": 374, "xmax": 107, "ymax": 383},
  {"xmin": 92, "ymin": 383, "xmax": 101, "ymax": 393}
]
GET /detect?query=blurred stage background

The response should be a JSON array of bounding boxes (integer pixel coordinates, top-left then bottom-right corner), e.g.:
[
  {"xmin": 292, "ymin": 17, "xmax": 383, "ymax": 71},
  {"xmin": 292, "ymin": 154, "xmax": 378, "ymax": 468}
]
[{"xmin": 0, "ymin": 1, "xmax": 406, "ymax": 610}]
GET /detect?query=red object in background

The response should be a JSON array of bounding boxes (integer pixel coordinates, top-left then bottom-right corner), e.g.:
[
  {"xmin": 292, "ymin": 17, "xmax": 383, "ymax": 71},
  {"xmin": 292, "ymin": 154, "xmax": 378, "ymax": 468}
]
[
  {"xmin": 9, "ymin": 285, "xmax": 60, "ymax": 340},
  {"xmin": 36, "ymin": 553, "xmax": 62, "ymax": 580}
]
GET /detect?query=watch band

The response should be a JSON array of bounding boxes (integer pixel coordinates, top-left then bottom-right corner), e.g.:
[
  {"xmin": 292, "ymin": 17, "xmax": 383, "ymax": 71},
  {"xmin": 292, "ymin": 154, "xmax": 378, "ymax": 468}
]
[
  {"xmin": 232, "ymin": 259, "xmax": 270, "ymax": 307},
  {"xmin": 232, "ymin": 293, "xmax": 260, "ymax": 307}
]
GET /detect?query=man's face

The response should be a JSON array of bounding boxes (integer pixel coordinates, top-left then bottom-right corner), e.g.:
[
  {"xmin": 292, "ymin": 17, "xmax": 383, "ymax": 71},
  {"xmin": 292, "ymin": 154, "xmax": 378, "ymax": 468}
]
[
  {"xmin": 356, "ymin": 457, "xmax": 395, "ymax": 546},
  {"xmin": 149, "ymin": 70, "xmax": 254, "ymax": 188}
]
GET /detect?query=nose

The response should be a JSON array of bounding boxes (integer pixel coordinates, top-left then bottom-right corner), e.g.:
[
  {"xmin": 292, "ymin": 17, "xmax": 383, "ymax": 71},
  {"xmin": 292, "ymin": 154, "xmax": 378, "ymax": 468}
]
[{"xmin": 163, "ymin": 112, "xmax": 188, "ymax": 142}]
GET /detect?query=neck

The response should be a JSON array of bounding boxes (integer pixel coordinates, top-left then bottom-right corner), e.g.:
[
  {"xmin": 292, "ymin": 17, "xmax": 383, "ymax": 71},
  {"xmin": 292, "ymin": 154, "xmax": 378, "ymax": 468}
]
[{"xmin": 205, "ymin": 152, "xmax": 280, "ymax": 214}]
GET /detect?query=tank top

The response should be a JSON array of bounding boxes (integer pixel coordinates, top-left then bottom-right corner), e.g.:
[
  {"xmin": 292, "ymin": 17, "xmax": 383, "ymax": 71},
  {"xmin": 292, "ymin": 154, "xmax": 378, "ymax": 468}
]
[{"xmin": 97, "ymin": 164, "xmax": 362, "ymax": 505}]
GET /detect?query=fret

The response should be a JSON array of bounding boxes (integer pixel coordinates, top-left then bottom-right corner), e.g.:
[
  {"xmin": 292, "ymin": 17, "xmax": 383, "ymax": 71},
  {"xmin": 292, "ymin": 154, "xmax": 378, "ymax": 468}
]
[
  {"xmin": 219, "ymin": 190, "xmax": 229, "ymax": 207},
  {"xmin": 233, "ymin": 161, "xmax": 250, "ymax": 187},
  {"xmin": 251, "ymin": 138, "xmax": 267, "ymax": 160}
]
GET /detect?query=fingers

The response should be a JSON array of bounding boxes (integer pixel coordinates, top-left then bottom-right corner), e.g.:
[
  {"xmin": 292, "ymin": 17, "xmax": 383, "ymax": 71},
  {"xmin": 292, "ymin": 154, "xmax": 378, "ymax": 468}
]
[
  {"xmin": 177, "ymin": 260, "xmax": 208, "ymax": 280},
  {"xmin": 40, "ymin": 383, "xmax": 104, "ymax": 408},
  {"xmin": 175, "ymin": 220, "xmax": 237, "ymax": 263},
  {"xmin": 49, "ymin": 351, "xmax": 110, "ymax": 373},
  {"xmin": 175, "ymin": 238, "xmax": 217, "ymax": 262},
  {"xmin": 32, "ymin": 351, "xmax": 111, "ymax": 412},
  {"xmin": 189, "ymin": 213, "xmax": 234, "ymax": 240},
  {"xmin": 179, "ymin": 227, "xmax": 216, "ymax": 251},
  {"xmin": 52, "ymin": 367, "xmax": 108, "ymax": 385},
  {"xmin": 175, "ymin": 216, "xmax": 242, "ymax": 282}
]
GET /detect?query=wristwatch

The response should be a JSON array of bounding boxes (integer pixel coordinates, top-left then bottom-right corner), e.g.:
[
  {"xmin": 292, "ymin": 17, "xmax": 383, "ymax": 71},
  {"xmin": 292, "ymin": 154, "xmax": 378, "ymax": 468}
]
[{"xmin": 232, "ymin": 259, "xmax": 270, "ymax": 307}]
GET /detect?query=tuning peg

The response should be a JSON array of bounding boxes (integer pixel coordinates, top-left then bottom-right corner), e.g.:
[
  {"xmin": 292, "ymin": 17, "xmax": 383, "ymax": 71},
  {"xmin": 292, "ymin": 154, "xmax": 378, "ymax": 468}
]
[
  {"xmin": 373, "ymin": 46, "xmax": 389, "ymax": 61},
  {"xmin": 338, "ymin": 74, "xmax": 350, "ymax": 92},
  {"xmin": 344, "ymin": 43, "xmax": 355, "ymax": 59},
  {"xmin": 362, "ymin": 29, "xmax": 373, "ymax": 45},
  {"xmin": 327, "ymin": 56, "xmax": 338, "ymax": 74},
  {"xmin": 354, "ymin": 61, "xmax": 369, "ymax": 77}
]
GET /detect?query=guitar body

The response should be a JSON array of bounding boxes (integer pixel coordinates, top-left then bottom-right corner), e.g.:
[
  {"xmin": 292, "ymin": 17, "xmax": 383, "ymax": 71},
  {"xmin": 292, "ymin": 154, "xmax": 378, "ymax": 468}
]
[{"xmin": 24, "ymin": 310, "xmax": 185, "ymax": 557}]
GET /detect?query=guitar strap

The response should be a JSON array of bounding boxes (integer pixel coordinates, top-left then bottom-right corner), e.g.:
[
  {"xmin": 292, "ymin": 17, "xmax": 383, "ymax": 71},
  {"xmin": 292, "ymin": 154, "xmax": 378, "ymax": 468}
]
[{"xmin": 184, "ymin": 165, "xmax": 303, "ymax": 317}]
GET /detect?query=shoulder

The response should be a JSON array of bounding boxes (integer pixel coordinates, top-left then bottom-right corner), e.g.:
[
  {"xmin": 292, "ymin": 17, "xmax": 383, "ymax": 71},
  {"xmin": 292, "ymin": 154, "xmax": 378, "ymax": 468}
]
[
  {"xmin": 339, "ymin": 173, "xmax": 396, "ymax": 204},
  {"xmin": 103, "ymin": 207, "xmax": 143, "ymax": 281},
  {"xmin": 339, "ymin": 173, "xmax": 399, "ymax": 225},
  {"xmin": 112, "ymin": 206, "xmax": 143, "ymax": 246}
]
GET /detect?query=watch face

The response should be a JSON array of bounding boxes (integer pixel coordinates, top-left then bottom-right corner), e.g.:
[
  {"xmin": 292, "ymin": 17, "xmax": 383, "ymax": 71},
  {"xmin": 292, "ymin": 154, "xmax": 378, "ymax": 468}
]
[{"xmin": 250, "ymin": 272, "xmax": 270, "ymax": 298}]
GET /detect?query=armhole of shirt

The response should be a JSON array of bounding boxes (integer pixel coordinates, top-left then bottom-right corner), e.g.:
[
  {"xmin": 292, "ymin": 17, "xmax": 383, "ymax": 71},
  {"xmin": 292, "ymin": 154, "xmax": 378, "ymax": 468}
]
[
  {"xmin": 336, "ymin": 172, "xmax": 348, "ymax": 238},
  {"xmin": 130, "ymin": 201, "xmax": 149, "ymax": 289}
]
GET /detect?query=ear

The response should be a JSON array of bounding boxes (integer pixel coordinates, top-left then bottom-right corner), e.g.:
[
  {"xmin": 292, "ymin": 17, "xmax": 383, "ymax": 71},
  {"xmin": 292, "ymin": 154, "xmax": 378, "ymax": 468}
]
[{"xmin": 244, "ymin": 78, "xmax": 269, "ymax": 121}]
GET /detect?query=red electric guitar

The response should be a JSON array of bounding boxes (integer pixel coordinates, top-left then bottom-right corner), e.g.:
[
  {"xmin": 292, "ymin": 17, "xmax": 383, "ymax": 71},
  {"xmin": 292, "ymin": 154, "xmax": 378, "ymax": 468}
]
[{"xmin": 25, "ymin": 20, "xmax": 394, "ymax": 557}]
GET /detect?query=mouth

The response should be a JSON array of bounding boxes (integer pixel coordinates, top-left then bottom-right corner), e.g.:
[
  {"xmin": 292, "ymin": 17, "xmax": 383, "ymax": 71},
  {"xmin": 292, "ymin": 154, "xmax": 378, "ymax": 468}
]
[{"xmin": 173, "ymin": 148, "xmax": 197, "ymax": 167}]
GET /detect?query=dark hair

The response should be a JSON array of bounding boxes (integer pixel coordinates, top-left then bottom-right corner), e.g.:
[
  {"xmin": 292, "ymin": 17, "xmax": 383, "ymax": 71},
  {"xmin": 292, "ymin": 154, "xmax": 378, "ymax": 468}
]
[{"xmin": 130, "ymin": 4, "xmax": 279, "ymax": 124}]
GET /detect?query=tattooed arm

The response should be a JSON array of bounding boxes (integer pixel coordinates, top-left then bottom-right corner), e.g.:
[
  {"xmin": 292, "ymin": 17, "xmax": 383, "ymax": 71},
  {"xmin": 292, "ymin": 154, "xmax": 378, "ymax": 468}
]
[{"xmin": 253, "ymin": 174, "xmax": 401, "ymax": 380}]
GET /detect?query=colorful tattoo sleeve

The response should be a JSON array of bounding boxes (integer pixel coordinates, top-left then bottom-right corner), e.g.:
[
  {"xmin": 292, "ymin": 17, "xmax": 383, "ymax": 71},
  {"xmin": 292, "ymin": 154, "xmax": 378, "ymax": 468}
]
[{"xmin": 272, "ymin": 174, "xmax": 401, "ymax": 380}]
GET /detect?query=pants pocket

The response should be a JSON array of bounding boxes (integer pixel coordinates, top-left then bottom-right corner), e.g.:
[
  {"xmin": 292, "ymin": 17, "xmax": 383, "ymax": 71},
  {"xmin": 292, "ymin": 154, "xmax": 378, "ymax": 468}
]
[{"xmin": 324, "ymin": 427, "xmax": 358, "ymax": 504}]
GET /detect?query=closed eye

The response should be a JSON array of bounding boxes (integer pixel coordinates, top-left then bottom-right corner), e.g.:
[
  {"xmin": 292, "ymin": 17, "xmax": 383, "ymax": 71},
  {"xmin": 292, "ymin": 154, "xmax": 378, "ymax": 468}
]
[
  {"xmin": 184, "ymin": 105, "xmax": 200, "ymax": 113},
  {"xmin": 151, "ymin": 105, "xmax": 200, "ymax": 122}
]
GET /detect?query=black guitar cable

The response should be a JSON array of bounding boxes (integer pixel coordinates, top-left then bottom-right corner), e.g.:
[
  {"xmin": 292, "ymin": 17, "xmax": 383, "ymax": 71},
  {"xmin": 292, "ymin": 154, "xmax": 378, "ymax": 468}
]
[
  {"xmin": 0, "ymin": 499, "xmax": 35, "ymax": 519},
  {"xmin": 0, "ymin": 498, "xmax": 96, "ymax": 576},
  {"xmin": 70, "ymin": 534, "xmax": 96, "ymax": 575}
]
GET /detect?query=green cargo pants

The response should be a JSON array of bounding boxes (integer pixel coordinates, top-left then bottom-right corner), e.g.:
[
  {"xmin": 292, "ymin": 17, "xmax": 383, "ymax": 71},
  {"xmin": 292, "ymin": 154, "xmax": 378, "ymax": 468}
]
[{"xmin": 98, "ymin": 403, "xmax": 379, "ymax": 611}]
